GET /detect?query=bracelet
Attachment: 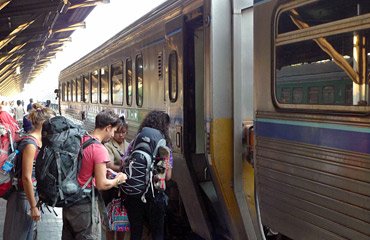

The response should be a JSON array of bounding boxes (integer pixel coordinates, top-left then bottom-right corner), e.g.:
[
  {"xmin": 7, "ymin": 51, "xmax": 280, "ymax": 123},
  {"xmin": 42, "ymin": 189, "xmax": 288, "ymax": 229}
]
[
  {"xmin": 116, "ymin": 178, "xmax": 121, "ymax": 186},
  {"xmin": 31, "ymin": 206, "xmax": 37, "ymax": 209}
]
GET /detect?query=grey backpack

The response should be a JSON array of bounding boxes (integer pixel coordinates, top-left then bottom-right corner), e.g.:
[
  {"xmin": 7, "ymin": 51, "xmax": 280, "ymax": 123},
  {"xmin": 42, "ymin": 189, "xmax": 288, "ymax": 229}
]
[{"xmin": 35, "ymin": 116, "xmax": 97, "ymax": 207}]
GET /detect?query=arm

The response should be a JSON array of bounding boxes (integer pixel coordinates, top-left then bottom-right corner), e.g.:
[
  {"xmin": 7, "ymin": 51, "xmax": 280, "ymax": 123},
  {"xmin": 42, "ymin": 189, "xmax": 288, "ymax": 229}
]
[
  {"xmin": 21, "ymin": 144, "xmax": 40, "ymax": 221},
  {"xmin": 165, "ymin": 151, "xmax": 173, "ymax": 181},
  {"xmin": 94, "ymin": 162, "xmax": 127, "ymax": 190}
]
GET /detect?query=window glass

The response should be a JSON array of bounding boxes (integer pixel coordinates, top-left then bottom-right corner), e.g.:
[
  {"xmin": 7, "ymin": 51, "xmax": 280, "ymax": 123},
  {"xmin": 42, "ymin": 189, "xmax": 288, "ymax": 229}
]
[
  {"xmin": 91, "ymin": 70, "xmax": 99, "ymax": 103},
  {"xmin": 292, "ymin": 88, "xmax": 303, "ymax": 104},
  {"xmin": 135, "ymin": 55, "xmax": 143, "ymax": 107},
  {"xmin": 308, "ymin": 87, "xmax": 320, "ymax": 104},
  {"xmin": 66, "ymin": 82, "xmax": 70, "ymax": 101},
  {"xmin": 169, "ymin": 51, "xmax": 178, "ymax": 102},
  {"xmin": 111, "ymin": 62, "xmax": 123, "ymax": 105},
  {"xmin": 76, "ymin": 77, "xmax": 82, "ymax": 102},
  {"xmin": 345, "ymin": 85, "xmax": 353, "ymax": 105},
  {"xmin": 62, "ymin": 83, "xmax": 66, "ymax": 102},
  {"xmin": 100, "ymin": 66, "xmax": 109, "ymax": 104},
  {"xmin": 126, "ymin": 58, "xmax": 133, "ymax": 106},
  {"xmin": 70, "ymin": 80, "xmax": 74, "ymax": 102},
  {"xmin": 83, "ymin": 74, "xmax": 89, "ymax": 103},
  {"xmin": 280, "ymin": 88, "xmax": 291, "ymax": 103},
  {"xmin": 323, "ymin": 86, "xmax": 335, "ymax": 104},
  {"xmin": 275, "ymin": 3, "xmax": 370, "ymax": 105}
]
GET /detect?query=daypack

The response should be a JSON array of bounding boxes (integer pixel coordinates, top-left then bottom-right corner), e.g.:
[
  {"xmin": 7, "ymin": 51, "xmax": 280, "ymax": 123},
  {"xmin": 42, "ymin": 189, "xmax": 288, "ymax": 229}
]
[
  {"xmin": 122, "ymin": 127, "xmax": 167, "ymax": 202},
  {"xmin": 35, "ymin": 116, "xmax": 96, "ymax": 207},
  {"xmin": 0, "ymin": 111, "xmax": 20, "ymax": 198}
]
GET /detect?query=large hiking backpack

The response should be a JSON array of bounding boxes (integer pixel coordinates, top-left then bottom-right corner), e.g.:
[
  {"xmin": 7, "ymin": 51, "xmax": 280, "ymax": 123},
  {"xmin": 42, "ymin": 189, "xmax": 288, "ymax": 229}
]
[
  {"xmin": 122, "ymin": 127, "xmax": 167, "ymax": 202},
  {"xmin": 0, "ymin": 111, "xmax": 20, "ymax": 197},
  {"xmin": 35, "ymin": 116, "xmax": 96, "ymax": 207}
]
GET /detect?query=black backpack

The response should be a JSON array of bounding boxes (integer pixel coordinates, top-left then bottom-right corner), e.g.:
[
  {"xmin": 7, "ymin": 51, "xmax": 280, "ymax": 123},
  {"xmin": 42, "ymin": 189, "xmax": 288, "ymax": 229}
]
[
  {"xmin": 35, "ymin": 116, "xmax": 97, "ymax": 207},
  {"xmin": 122, "ymin": 127, "xmax": 167, "ymax": 202}
]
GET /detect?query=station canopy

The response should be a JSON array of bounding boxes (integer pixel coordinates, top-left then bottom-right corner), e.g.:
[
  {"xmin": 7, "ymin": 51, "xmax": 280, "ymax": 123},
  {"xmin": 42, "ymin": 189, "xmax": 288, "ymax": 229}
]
[{"xmin": 0, "ymin": 0, "xmax": 107, "ymax": 96}]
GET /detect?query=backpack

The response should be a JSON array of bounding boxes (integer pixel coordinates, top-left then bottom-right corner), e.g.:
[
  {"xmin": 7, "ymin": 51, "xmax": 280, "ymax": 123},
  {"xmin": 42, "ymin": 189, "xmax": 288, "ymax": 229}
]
[
  {"xmin": 35, "ymin": 116, "xmax": 96, "ymax": 207},
  {"xmin": 122, "ymin": 127, "xmax": 167, "ymax": 202},
  {"xmin": 0, "ymin": 111, "xmax": 20, "ymax": 198}
]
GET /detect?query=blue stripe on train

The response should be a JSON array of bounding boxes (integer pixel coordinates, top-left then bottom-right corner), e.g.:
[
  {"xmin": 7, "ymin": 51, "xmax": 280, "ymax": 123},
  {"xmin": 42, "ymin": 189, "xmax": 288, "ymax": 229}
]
[{"xmin": 255, "ymin": 118, "xmax": 370, "ymax": 154}]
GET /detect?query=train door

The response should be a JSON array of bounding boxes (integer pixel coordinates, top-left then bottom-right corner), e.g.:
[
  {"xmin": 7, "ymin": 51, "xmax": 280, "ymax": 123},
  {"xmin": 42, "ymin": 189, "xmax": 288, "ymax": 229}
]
[{"xmin": 165, "ymin": 13, "xmax": 213, "ymax": 240}]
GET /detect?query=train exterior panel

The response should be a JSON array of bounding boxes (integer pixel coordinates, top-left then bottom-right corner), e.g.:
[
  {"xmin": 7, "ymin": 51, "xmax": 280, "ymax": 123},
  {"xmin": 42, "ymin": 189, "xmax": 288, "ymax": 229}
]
[{"xmin": 59, "ymin": 1, "xmax": 255, "ymax": 239}]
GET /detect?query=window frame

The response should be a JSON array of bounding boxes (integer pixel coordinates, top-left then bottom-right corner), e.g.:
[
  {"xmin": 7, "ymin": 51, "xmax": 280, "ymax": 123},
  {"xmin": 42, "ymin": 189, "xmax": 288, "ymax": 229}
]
[
  {"xmin": 91, "ymin": 70, "xmax": 99, "ymax": 104},
  {"xmin": 168, "ymin": 51, "xmax": 178, "ymax": 102},
  {"xmin": 135, "ymin": 54, "xmax": 143, "ymax": 107},
  {"xmin": 126, "ymin": 58, "xmax": 133, "ymax": 106},
  {"xmin": 100, "ymin": 66, "xmax": 110, "ymax": 105},
  {"xmin": 111, "ymin": 61, "xmax": 124, "ymax": 105},
  {"xmin": 83, "ymin": 73, "xmax": 90, "ymax": 103},
  {"xmin": 273, "ymin": 1, "xmax": 370, "ymax": 112},
  {"xmin": 70, "ymin": 80, "xmax": 74, "ymax": 102}
]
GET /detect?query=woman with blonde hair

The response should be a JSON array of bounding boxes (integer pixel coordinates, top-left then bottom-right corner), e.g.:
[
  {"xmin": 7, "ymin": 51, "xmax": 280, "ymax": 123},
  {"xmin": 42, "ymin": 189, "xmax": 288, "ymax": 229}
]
[{"xmin": 3, "ymin": 103, "xmax": 54, "ymax": 240}]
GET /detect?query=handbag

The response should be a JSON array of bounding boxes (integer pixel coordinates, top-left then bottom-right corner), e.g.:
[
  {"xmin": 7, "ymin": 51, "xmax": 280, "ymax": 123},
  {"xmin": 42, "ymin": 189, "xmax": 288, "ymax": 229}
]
[{"xmin": 107, "ymin": 197, "xmax": 130, "ymax": 232}]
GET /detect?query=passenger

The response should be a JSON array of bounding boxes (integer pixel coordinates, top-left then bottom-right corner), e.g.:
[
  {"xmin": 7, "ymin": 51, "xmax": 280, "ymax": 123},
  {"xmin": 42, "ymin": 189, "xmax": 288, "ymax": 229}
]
[
  {"xmin": 14, "ymin": 99, "xmax": 25, "ymax": 128},
  {"xmin": 103, "ymin": 116, "xmax": 129, "ymax": 240},
  {"xmin": 26, "ymin": 98, "xmax": 33, "ymax": 112},
  {"xmin": 3, "ymin": 104, "xmax": 54, "ymax": 240},
  {"xmin": 45, "ymin": 100, "xmax": 51, "ymax": 108},
  {"xmin": 23, "ymin": 103, "xmax": 39, "ymax": 133},
  {"xmin": 62, "ymin": 109, "xmax": 127, "ymax": 240},
  {"xmin": 124, "ymin": 111, "xmax": 173, "ymax": 240}
]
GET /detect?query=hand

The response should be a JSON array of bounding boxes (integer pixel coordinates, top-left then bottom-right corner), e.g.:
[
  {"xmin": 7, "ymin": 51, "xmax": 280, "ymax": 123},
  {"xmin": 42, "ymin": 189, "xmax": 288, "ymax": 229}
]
[
  {"xmin": 115, "ymin": 172, "xmax": 127, "ymax": 185},
  {"xmin": 30, "ymin": 207, "xmax": 41, "ymax": 222}
]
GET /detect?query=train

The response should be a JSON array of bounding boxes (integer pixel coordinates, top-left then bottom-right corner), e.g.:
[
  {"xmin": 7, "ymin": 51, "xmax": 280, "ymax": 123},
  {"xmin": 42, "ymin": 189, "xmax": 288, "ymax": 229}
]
[{"xmin": 58, "ymin": 0, "xmax": 370, "ymax": 239}]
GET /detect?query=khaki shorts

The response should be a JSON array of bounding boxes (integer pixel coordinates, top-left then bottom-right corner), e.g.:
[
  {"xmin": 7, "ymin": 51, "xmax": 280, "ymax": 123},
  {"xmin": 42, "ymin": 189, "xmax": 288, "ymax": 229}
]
[{"xmin": 62, "ymin": 200, "xmax": 101, "ymax": 240}]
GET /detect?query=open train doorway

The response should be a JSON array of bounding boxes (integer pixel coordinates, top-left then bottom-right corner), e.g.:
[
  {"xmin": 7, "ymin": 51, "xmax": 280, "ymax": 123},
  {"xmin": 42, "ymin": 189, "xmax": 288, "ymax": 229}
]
[{"xmin": 183, "ymin": 12, "xmax": 230, "ymax": 239}]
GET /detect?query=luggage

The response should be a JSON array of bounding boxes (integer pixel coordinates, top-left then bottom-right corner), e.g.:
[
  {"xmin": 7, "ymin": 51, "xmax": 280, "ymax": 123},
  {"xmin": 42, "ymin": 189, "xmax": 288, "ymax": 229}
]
[
  {"xmin": 0, "ymin": 111, "xmax": 20, "ymax": 198},
  {"xmin": 35, "ymin": 116, "xmax": 96, "ymax": 207},
  {"xmin": 122, "ymin": 127, "xmax": 167, "ymax": 202}
]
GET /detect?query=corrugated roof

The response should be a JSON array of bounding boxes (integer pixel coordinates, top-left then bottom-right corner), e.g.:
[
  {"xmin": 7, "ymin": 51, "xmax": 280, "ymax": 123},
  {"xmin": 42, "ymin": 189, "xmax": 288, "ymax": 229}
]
[{"xmin": 0, "ymin": 0, "xmax": 102, "ymax": 96}]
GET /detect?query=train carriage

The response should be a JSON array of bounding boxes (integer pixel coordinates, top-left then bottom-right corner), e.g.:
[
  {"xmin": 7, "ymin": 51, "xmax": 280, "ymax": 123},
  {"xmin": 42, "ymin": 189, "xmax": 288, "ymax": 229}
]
[
  {"xmin": 58, "ymin": 0, "xmax": 370, "ymax": 239},
  {"xmin": 254, "ymin": 0, "xmax": 370, "ymax": 239}
]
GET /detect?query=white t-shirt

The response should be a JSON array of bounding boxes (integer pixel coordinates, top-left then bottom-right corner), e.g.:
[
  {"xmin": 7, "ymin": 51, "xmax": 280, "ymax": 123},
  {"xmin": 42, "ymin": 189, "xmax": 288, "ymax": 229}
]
[{"xmin": 15, "ymin": 106, "xmax": 25, "ymax": 121}]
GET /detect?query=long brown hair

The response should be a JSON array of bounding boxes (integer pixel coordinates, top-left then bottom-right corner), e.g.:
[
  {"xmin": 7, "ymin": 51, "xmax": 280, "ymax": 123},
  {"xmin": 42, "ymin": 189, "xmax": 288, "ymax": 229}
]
[{"xmin": 138, "ymin": 111, "xmax": 171, "ymax": 146}]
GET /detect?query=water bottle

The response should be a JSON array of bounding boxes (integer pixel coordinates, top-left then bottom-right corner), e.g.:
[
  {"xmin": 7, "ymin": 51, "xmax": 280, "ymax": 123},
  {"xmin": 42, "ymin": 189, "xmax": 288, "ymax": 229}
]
[{"xmin": 1, "ymin": 150, "xmax": 19, "ymax": 174}]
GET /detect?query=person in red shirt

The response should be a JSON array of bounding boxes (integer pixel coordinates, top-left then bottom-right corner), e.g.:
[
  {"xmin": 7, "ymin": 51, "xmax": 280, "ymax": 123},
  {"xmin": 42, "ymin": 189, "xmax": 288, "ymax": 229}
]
[{"xmin": 62, "ymin": 110, "xmax": 127, "ymax": 240}]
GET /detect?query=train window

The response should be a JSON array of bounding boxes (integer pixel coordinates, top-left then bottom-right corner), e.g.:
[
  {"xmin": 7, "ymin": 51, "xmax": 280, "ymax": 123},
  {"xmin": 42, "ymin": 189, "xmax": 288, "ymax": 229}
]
[
  {"xmin": 62, "ymin": 83, "xmax": 66, "ymax": 102},
  {"xmin": 76, "ymin": 77, "xmax": 82, "ymax": 102},
  {"xmin": 91, "ymin": 70, "xmax": 99, "ymax": 103},
  {"xmin": 126, "ymin": 58, "xmax": 133, "ymax": 106},
  {"xmin": 308, "ymin": 87, "xmax": 320, "ymax": 104},
  {"xmin": 83, "ymin": 74, "xmax": 89, "ymax": 103},
  {"xmin": 345, "ymin": 85, "xmax": 353, "ymax": 105},
  {"xmin": 168, "ymin": 51, "xmax": 178, "ymax": 102},
  {"xmin": 158, "ymin": 52, "xmax": 163, "ymax": 80},
  {"xmin": 323, "ymin": 86, "xmax": 335, "ymax": 104},
  {"xmin": 292, "ymin": 88, "xmax": 303, "ymax": 104},
  {"xmin": 100, "ymin": 66, "xmax": 109, "ymax": 104},
  {"xmin": 66, "ymin": 82, "xmax": 70, "ymax": 101},
  {"xmin": 280, "ymin": 88, "xmax": 291, "ymax": 103},
  {"xmin": 135, "ymin": 55, "xmax": 143, "ymax": 107},
  {"xmin": 275, "ymin": 1, "xmax": 370, "ymax": 109},
  {"xmin": 70, "ymin": 80, "xmax": 74, "ymax": 102},
  {"xmin": 111, "ymin": 62, "xmax": 123, "ymax": 105}
]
